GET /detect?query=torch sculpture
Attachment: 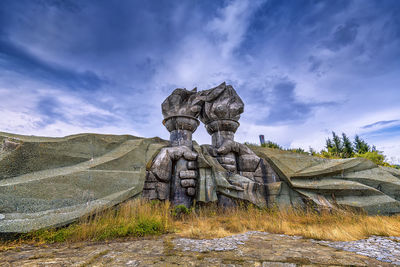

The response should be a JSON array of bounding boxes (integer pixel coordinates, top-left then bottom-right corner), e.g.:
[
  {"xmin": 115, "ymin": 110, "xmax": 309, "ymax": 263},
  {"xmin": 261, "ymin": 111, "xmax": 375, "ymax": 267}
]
[
  {"xmin": 143, "ymin": 83, "xmax": 264, "ymax": 208},
  {"xmin": 198, "ymin": 82, "xmax": 244, "ymax": 173},
  {"xmin": 143, "ymin": 88, "xmax": 201, "ymax": 208}
]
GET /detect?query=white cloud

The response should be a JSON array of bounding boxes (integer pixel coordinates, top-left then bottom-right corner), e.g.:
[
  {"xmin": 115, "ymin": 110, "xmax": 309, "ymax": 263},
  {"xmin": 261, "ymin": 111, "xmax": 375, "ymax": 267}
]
[
  {"xmin": 0, "ymin": 73, "xmax": 140, "ymax": 137},
  {"xmin": 207, "ymin": 0, "xmax": 266, "ymax": 58},
  {"xmin": 1, "ymin": 0, "xmax": 399, "ymax": 165}
]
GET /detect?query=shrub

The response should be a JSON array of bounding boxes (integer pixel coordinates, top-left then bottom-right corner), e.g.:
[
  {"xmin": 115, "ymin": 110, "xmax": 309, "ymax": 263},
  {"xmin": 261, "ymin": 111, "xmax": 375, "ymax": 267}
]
[
  {"xmin": 264, "ymin": 141, "xmax": 282, "ymax": 149},
  {"xmin": 172, "ymin": 204, "xmax": 191, "ymax": 219},
  {"xmin": 133, "ymin": 217, "xmax": 163, "ymax": 237},
  {"xmin": 355, "ymin": 151, "xmax": 391, "ymax": 167}
]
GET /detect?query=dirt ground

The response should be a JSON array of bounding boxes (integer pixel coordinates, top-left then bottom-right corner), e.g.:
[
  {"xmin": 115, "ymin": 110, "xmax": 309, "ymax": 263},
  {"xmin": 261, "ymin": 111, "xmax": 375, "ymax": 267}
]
[{"xmin": 0, "ymin": 232, "xmax": 395, "ymax": 266}]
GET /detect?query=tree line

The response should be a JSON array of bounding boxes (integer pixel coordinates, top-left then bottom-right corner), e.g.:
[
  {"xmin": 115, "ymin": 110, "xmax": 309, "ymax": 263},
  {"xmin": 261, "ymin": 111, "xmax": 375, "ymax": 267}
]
[
  {"xmin": 254, "ymin": 132, "xmax": 398, "ymax": 169},
  {"xmin": 324, "ymin": 132, "xmax": 373, "ymax": 158}
]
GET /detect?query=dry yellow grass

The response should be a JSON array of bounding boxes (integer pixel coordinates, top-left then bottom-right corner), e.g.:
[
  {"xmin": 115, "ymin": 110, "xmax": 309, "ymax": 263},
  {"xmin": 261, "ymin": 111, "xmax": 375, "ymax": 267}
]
[
  {"xmin": 1, "ymin": 199, "xmax": 399, "ymax": 250},
  {"xmin": 16, "ymin": 199, "xmax": 172, "ymax": 244},
  {"xmin": 173, "ymin": 203, "xmax": 400, "ymax": 241}
]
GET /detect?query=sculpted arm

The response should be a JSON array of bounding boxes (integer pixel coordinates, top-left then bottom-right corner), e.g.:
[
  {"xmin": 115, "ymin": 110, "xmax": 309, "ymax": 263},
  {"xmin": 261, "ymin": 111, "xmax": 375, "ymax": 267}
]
[{"xmin": 143, "ymin": 146, "xmax": 198, "ymax": 200}]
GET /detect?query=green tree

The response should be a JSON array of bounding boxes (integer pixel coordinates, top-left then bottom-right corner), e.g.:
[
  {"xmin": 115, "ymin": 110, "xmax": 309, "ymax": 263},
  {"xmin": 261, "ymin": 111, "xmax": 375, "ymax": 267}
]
[
  {"xmin": 331, "ymin": 131, "xmax": 343, "ymax": 156},
  {"xmin": 341, "ymin": 133, "xmax": 354, "ymax": 158},
  {"xmin": 325, "ymin": 138, "xmax": 333, "ymax": 150},
  {"xmin": 354, "ymin": 135, "xmax": 369, "ymax": 154}
]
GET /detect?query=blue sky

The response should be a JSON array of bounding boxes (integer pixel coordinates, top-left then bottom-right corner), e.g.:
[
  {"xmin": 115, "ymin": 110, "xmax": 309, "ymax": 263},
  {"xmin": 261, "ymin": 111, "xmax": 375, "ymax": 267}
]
[{"xmin": 0, "ymin": 0, "xmax": 399, "ymax": 163}]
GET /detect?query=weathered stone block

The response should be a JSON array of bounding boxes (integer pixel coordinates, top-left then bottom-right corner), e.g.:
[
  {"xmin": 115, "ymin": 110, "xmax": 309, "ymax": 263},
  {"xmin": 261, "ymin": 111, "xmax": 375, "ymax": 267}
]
[
  {"xmin": 253, "ymin": 175, "xmax": 264, "ymax": 184},
  {"xmin": 221, "ymin": 163, "xmax": 236, "ymax": 173},
  {"xmin": 143, "ymin": 182, "xmax": 156, "ymax": 190},
  {"xmin": 187, "ymin": 187, "xmax": 196, "ymax": 196},
  {"xmin": 146, "ymin": 172, "xmax": 158, "ymax": 182},
  {"xmin": 238, "ymin": 155, "xmax": 260, "ymax": 172},
  {"xmin": 181, "ymin": 179, "xmax": 196, "ymax": 188},
  {"xmin": 240, "ymin": 171, "xmax": 255, "ymax": 180},
  {"xmin": 254, "ymin": 160, "xmax": 264, "ymax": 177},
  {"xmin": 187, "ymin": 161, "xmax": 197, "ymax": 170},
  {"xmin": 265, "ymin": 182, "xmax": 282, "ymax": 196},
  {"xmin": 143, "ymin": 189, "xmax": 157, "ymax": 200},
  {"xmin": 179, "ymin": 170, "xmax": 197, "ymax": 179},
  {"xmin": 155, "ymin": 182, "xmax": 169, "ymax": 200},
  {"xmin": 217, "ymin": 156, "xmax": 236, "ymax": 165}
]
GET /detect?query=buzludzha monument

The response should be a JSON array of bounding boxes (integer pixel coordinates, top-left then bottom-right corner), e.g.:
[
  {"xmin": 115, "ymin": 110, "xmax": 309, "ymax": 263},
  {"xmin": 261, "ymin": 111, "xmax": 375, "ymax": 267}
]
[{"xmin": 1, "ymin": 82, "xmax": 400, "ymax": 233}]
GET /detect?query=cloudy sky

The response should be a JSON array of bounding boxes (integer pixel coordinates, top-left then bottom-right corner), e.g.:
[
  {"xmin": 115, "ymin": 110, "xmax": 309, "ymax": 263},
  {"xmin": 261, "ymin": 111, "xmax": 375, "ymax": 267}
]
[{"xmin": 0, "ymin": 0, "xmax": 399, "ymax": 163}]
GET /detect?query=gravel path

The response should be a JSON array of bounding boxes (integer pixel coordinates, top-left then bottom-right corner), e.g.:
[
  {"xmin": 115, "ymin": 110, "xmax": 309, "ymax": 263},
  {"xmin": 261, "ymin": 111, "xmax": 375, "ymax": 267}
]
[
  {"xmin": 174, "ymin": 231, "xmax": 400, "ymax": 265},
  {"xmin": 173, "ymin": 231, "xmax": 256, "ymax": 252},
  {"xmin": 315, "ymin": 235, "xmax": 400, "ymax": 265},
  {"xmin": 173, "ymin": 231, "xmax": 303, "ymax": 253}
]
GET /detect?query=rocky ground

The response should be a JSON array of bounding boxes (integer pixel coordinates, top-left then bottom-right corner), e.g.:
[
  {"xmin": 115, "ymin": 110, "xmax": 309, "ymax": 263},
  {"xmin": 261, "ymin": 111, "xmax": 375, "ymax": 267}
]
[{"xmin": 0, "ymin": 232, "xmax": 399, "ymax": 266}]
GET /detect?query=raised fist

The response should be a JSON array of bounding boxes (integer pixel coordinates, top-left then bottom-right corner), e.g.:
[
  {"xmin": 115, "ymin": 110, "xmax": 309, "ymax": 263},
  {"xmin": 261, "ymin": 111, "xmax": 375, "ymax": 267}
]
[
  {"xmin": 143, "ymin": 146, "xmax": 198, "ymax": 200},
  {"xmin": 210, "ymin": 139, "xmax": 263, "ymax": 180}
]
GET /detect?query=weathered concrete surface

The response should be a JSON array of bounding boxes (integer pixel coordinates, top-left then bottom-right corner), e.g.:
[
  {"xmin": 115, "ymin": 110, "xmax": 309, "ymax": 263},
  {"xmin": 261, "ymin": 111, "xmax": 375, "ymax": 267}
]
[
  {"xmin": 0, "ymin": 132, "xmax": 167, "ymax": 233},
  {"xmin": 197, "ymin": 82, "xmax": 244, "ymax": 125},
  {"xmin": 1, "ymin": 131, "xmax": 400, "ymax": 234},
  {"xmin": 251, "ymin": 146, "xmax": 400, "ymax": 214},
  {"xmin": 158, "ymin": 88, "xmax": 202, "ymax": 207},
  {"xmin": 198, "ymin": 82, "xmax": 244, "ymax": 174},
  {"xmin": 161, "ymin": 87, "xmax": 202, "ymax": 119},
  {"xmin": 0, "ymin": 233, "xmax": 395, "ymax": 266},
  {"xmin": 146, "ymin": 82, "xmax": 399, "ymax": 214}
]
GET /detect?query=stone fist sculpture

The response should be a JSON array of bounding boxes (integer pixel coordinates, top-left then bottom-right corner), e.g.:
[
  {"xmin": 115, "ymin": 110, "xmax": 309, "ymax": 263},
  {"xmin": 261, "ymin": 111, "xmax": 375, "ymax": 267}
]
[
  {"xmin": 161, "ymin": 87, "xmax": 202, "ymax": 119},
  {"xmin": 143, "ymin": 146, "xmax": 198, "ymax": 200},
  {"xmin": 198, "ymin": 82, "xmax": 244, "ymax": 173},
  {"xmin": 197, "ymin": 82, "xmax": 244, "ymax": 124},
  {"xmin": 143, "ymin": 82, "xmax": 271, "ymax": 208},
  {"xmin": 143, "ymin": 87, "xmax": 202, "ymax": 207},
  {"xmin": 209, "ymin": 139, "xmax": 264, "ymax": 179}
]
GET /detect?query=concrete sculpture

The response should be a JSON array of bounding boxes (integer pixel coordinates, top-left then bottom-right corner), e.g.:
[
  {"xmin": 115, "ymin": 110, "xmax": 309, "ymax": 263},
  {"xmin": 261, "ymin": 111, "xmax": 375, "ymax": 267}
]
[
  {"xmin": 1, "ymin": 82, "xmax": 400, "ymax": 233},
  {"xmin": 143, "ymin": 83, "xmax": 273, "ymax": 207},
  {"xmin": 143, "ymin": 88, "xmax": 201, "ymax": 207}
]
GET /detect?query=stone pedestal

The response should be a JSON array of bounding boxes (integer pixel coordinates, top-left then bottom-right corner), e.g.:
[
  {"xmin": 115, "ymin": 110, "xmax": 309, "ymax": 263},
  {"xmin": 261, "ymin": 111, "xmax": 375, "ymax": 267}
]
[{"xmin": 163, "ymin": 116, "xmax": 199, "ymax": 208}]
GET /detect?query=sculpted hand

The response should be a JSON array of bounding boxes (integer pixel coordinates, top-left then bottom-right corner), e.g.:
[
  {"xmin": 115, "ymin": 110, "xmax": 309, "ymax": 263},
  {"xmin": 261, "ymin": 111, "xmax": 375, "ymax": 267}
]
[
  {"xmin": 179, "ymin": 160, "xmax": 198, "ymax": 197},
  {"xmin": 150, "ymin": 146, "xmax": 197, "ymax": 182},
  {"xmin": 143, "ymin": 146, "xmax": 198, "ymax": 200},
  {"xmin": 215, "ymin": 139, "xmax": 254, "ymax": 156},
  {"xmin": 211, "ymin": 139, "xmax": 261, "ymax": 173}
]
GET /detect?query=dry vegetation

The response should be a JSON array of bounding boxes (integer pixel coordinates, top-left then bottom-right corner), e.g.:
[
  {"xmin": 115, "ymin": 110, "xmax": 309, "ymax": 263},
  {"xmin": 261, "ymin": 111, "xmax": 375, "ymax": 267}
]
[
  {"xmin": 177, "ymin": 203, "xmax": 400, "ymax": 241},
  {"xmin": 1, "ymin": 199, "xmax": 400, "ymax": 250}
]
